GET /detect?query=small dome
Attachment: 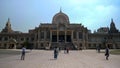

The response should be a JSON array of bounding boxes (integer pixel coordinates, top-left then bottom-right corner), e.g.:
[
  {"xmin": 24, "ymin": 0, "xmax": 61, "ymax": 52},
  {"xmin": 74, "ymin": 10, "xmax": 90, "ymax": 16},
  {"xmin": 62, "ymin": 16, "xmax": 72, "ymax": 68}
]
[{"xmin": 52, "ymin": 11, "xmax": 70, "ymax": 24}]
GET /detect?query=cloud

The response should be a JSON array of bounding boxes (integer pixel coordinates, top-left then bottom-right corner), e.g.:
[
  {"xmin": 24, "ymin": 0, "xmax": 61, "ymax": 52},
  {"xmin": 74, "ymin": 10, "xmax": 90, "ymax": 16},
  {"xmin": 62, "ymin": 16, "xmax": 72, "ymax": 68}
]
[
  {"xmin": 0, "ymin": 0, "xmax": 120, "ymax": 32},
  {"xmin": 61, "ymin": 0, "xmax": 120, "ymax": 31}
]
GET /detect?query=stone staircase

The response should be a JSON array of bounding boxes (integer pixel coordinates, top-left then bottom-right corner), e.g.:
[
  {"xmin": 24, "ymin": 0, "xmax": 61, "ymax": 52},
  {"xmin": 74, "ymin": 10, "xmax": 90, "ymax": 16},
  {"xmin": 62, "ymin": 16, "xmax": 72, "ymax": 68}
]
[{"xmin": 50, "ymin": 42, "xmax": 77, "ymax": 50}]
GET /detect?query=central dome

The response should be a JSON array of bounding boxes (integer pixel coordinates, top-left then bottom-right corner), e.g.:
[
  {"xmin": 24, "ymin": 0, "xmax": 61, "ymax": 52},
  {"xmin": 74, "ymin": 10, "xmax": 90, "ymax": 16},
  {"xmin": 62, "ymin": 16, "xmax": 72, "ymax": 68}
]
[{"xmin": 52, "ymin": 11, "xmax": 70, "ymax": 24}]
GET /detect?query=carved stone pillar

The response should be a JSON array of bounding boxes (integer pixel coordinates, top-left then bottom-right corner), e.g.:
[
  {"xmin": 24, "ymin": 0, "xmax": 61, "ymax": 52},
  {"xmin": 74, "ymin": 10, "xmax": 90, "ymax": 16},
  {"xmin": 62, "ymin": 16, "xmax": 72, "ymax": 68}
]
[
  {"xmin": 65, "ymin": 31, "xmax": 66, "ymax": 43},
  {"xmin": 83, "ymin": 32, "xmax": 85, "ymax": 49},
  {"xmin": 44, "ymin": 31, "xmax": 46, "ymax": 41},
  {"xmin": 50, "ymin": 30, "xmax": 52, "ymax": 42},
  {"xmin": 77, "ymin": 31, "xmax": 79, "ymax": 41},
  {"xmin": 38, "ymin": 30, "xmax": 40, "ymax": 41},
  {"xmin": 71, "ymin": 30, "xmax": 73, "ymax": 42},
  {"xmin": 34, "ymin": 33, "xmax": 37, "ymax": 49},
  {"xmin": 37, "ymin": 30, "xmax": 40, "ymax": 48},
  {"xmin": 6, "ymin": 43, "xmax": 9, "ymax": 49},
  {"xmin": 57, "ymin": 31, "xmax": 59, "ymax": 42}
]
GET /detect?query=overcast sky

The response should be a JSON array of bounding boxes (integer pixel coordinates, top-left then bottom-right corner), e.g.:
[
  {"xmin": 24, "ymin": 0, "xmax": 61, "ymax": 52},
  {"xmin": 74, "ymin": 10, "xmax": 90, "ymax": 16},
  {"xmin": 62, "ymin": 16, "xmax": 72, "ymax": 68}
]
[{"xmin": 0, "ymin": 0, "xmax": 120, "ymax": 32}]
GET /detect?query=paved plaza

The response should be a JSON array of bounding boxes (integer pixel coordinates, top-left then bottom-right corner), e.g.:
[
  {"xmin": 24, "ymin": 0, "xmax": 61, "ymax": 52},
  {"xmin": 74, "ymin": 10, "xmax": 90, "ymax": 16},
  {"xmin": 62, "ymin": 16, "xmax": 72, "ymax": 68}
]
[{"xmin": 0, "ymin": 50, "xmax": 120, "ymax": 68}]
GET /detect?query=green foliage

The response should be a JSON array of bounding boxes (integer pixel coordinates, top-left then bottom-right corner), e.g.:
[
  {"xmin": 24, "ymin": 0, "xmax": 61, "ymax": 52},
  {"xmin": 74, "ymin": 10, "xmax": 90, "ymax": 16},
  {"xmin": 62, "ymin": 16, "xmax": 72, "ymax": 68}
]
[
  {"xmin": 23, "ymin": 41, "xmax": 33, "ymax": 49},
  {"xmin": 110, "ymin": 49, "xmax": 120, "ymax": 55},
  {"xmin": 101, "ymin": 49, "xmax": 120, "ymax": 55},
  {"xmin": 23, "ymin": 41, "xmax": 29, "ymax": 49}
]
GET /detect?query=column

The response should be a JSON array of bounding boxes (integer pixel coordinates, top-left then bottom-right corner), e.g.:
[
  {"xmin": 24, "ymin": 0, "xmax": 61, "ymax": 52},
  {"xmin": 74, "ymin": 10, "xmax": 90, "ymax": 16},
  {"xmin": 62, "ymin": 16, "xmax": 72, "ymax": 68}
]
[
  {"xmin": 71, "ymin": 30, "xmax": 73, "ymax": 42},
  {"xmin": 44, "ymin": 31, "xmax": 46, "ymax": 41},
  {"xmin": 65, "ymin": 31, "xmax": 66, "ymax": 43},
  {"xmin": 113, "ymin": 44, "xmax": 116, "ymax": 49},
  {"xmin": 83, "ymin": 32, "xmax": 85, "ymax": 49},
  {"xmin": 38, "ymin": 30, "xmax": 40, "ymax": 48},
  {"xmin": 77, "ymin": 32, "xmax": 79, "ymax": 40},
  {"xmin": 6, "ymin": 43, "xmax": 9, "ymax": 49},
  {"xmin": 14, "ymin": 44, "xmax": 16, "ymax": 49},
  {"xmin": 57, "ymin": 31, "xmax": 59, "ymax": 42},
  {"xmin": 50, "ymin": 30, "xmax": 52, "ymax": 42},
  {"xmin": 38, "ymin": 30, "xmax": 40, "ymax": 41},
  {"xmin": 34, "ymin": 33, "xmax": 37, "ymax": 49}
]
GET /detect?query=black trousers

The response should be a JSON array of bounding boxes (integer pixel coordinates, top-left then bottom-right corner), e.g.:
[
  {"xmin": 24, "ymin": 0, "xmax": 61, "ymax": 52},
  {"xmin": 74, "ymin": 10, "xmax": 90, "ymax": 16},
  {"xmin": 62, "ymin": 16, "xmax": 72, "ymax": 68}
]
[
  {"xmin": 105, "ymin": 55, "xmax": 109, "ymax": 60},
  {"xmin": 21, "ymin": 52, "xmax": 25, "ymax": 60}
]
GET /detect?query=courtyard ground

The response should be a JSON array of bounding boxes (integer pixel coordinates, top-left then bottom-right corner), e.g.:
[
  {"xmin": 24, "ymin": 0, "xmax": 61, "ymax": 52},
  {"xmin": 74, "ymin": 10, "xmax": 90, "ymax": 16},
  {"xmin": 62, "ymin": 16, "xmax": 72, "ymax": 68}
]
[{"xmin": 0, "ymin": 49, "xmax": 120, "ymax": 68}]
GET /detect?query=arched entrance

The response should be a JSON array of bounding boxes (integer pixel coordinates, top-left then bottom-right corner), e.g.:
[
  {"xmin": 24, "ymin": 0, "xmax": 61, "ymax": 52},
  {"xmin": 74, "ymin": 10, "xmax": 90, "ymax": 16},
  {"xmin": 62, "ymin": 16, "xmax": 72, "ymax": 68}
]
[
  {"xmin": 8, "ymin": 38, "xmax": 17, "ymax": 49},
  {"xmin": 9, "ymin": 44, "xmax": 15, "ymax": 49}
]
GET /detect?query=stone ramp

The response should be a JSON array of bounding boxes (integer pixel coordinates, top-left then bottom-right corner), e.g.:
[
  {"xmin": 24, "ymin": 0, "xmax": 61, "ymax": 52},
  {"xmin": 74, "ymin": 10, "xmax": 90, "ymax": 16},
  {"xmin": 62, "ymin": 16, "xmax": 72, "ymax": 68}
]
[{"xmin": 0, "ymin": 50, "xmax": 120, "ymax": 68}]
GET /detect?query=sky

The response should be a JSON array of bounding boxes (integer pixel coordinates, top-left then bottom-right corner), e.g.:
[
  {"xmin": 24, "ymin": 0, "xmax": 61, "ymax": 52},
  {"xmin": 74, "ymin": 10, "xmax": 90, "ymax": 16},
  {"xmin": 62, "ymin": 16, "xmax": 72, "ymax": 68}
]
[{"xmin": 0, "ymin": 0, "xmax": 120, "ymax": 33}]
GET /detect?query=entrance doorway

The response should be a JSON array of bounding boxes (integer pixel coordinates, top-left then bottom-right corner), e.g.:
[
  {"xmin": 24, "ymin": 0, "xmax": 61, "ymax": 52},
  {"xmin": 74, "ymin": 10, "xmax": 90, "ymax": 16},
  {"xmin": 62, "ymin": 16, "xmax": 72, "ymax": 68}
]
[
  {"xmin": 52, "ymin": 35, "xmax": 57, "ymax": 42},
  {"xmin": 66, "ymin": 35, "xmax": 71, "ymax": 42},
  {"xmin": 59, "ymin": 35, "xmax": 65, "ymax": 42},
  {"xmin": 9, "ymin": 44, "xmax": 15, "ymax": 49}
]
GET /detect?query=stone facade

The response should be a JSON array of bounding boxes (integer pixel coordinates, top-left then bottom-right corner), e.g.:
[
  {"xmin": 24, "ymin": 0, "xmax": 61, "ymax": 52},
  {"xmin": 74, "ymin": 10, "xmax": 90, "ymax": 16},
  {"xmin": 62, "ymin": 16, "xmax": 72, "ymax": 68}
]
[{"xmin": 0, "ymin": 11, "xmax": 120, "ymax": 49}]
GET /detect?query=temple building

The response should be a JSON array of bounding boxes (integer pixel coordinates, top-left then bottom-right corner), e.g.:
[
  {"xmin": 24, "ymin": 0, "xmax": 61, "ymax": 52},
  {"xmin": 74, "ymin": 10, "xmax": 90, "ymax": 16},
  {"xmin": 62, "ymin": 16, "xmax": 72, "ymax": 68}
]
[{"xmin": 0, "ymin": 11, "xmax": 120, "ymax": 49}]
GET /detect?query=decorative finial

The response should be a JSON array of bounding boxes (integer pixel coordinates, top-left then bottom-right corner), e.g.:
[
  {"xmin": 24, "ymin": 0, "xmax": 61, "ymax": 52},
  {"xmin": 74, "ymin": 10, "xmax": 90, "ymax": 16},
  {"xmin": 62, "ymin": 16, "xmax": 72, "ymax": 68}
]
[
  {"xmin": 111, "ymin": 18, "xmax": 113, "ymax": 23},
  {"xmin": 60, "ymin": 7, "xmax": 62, "ymax": 13},
  {"xmin": 8, "ymin": 18, "xmax": 10, "ymax": 22}
]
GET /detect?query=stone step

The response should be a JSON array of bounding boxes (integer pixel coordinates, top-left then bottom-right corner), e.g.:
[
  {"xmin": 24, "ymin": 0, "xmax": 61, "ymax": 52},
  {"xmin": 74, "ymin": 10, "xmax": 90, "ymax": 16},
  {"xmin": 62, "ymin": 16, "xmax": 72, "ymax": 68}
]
[{"xmin": 50, "ymin": 42, "xmax": 76, "ymax": 50}]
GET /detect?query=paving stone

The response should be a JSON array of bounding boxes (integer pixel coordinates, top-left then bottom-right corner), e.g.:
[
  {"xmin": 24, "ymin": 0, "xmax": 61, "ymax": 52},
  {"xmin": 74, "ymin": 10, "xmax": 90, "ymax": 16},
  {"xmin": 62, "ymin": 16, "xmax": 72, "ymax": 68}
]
[{"xmin": 0, "ymin": 50, "xmax": 120, "ymax": 68}]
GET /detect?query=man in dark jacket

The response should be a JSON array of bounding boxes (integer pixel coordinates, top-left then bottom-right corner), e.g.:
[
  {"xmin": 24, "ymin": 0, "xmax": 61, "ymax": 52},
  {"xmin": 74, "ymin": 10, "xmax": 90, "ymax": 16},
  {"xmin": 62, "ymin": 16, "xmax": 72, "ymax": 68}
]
[
  {"xmin": 54, "ymin": 47, "xmax": 59, "ymax": 59},
  {"xmin": 105, "ymin": 46, "xmax": 109, "ymax": 60}
]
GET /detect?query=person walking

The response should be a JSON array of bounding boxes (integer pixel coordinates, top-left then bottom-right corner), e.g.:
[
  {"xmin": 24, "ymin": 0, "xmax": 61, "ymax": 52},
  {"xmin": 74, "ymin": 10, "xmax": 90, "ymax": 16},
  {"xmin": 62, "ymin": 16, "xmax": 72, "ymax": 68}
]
[
  {"xmin": 66, "ymin": 47, "xmax": 69, "ymax": 54},
  {"xmin": 105, "ymin": 46, "xmax": 109, "ymax": 60},
  {"xmin": 21, "ymin": 46, "xmax": 26, "ymax": 60},
  {"xmin": 97, "ymin": 45, "xmax": 101, "ymax": 53},
  {"xmin": 54, "ymin": 47, "xmax": 58, "ymax": 59},
  {"xmin": 64, "ymin": 47, "xmax": 66, "ymax": 54}
]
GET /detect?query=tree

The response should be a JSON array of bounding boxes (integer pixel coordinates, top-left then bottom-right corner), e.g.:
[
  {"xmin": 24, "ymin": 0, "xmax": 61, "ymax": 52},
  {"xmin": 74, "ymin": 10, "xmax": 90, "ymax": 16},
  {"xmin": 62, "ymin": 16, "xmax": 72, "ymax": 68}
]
[{"xmin": 23, "ymin": 41, "xmax": 30, "ymax": 49}]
